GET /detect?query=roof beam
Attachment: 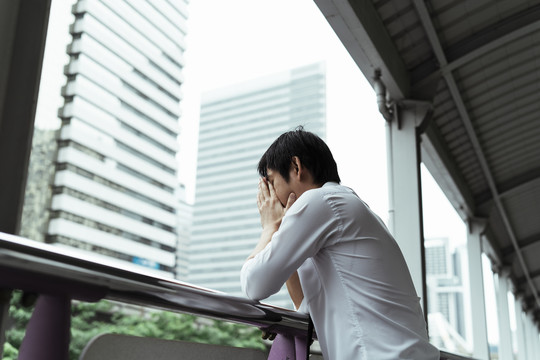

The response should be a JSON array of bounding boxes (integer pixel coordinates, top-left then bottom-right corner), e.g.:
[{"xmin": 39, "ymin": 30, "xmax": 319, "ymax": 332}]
[
  {"xmin": 413, "ymin": 4, "xmax": 540, "ymax": 87},
  {"xmin": 412, "ymin": 0, "xmax": 540, "ymax": 309},
  {"xmin": 445, "ymin": 4, "xmax": 540, "ymax": 65},
  {"xmin": 502, "ymin": 233, "xmax": 540, "ymax": 259},
  {"xmin": 477, "ymin": 168, "xmax": 540, "ymax": 209},
  {"xmin": 314, "ymin": 0, "xmax": 410, "ymax": 98},
  {"xmin": 517, "ymin": 269, "xmax": 540, "ymax": 287}
]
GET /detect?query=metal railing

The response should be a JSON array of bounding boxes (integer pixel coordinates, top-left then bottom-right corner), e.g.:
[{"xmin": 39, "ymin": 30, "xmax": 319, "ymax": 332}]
[{"xmin": 0, "ymin": 232, "xmax": 474, "ymax": 359}]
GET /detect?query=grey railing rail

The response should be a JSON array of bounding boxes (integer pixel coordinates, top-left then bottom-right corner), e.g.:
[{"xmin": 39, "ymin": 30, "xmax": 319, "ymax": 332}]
[{"xmin": 0, "ymin": 232, "xmax": 474, "ymax": 360}]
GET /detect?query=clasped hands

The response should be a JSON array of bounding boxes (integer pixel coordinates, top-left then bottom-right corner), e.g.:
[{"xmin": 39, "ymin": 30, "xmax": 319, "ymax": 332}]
[{"xmin": 257, "ymin": 178, "xmax": 296, "ymax": 232}]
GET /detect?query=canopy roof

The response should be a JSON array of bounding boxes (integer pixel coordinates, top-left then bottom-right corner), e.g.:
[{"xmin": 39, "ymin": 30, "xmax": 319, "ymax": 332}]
[{"xmin": 316, "ymin": 0, "xmax": 540, "ymax": 318}]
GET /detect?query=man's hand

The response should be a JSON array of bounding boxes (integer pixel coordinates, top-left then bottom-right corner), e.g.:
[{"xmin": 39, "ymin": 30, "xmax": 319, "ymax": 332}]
[
  {"xmin": 246, "ymin": 178, "xmax": 296, "ymax": 261},
  {"xmin": 257, "ymin": 177, "xmax": 296, "ymax": 231}
]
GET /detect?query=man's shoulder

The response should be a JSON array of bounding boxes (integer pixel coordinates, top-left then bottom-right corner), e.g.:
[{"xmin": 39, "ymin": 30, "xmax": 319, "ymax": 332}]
[
  {"xmin": 301, "ymin": 183, "xmax": 336, "ymax": 200},
  {"xmin": 298, "ymin": 183, "xmax": 352, "ymax": 207}
]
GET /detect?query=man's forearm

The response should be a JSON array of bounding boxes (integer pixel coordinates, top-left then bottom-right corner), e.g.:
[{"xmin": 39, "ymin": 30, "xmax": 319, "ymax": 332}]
[
  {"xmin": 246, "ymin": 229, "xmax": 305, "ymax": 309},
  {"xmin": 246, "ymin": 226, "xmax": 278, "ymax": 261},
  {"xmin": 286, "ymin": 271, "xmax": 304, "ymax": 310}
]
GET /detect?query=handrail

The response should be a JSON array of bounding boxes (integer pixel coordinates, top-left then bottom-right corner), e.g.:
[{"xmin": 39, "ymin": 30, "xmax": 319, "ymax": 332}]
[
  {"xmin": 0, "ymin": 232, "xmax": 309, "ymax": 335},
  {"xmin": 0, "ymin": 232, "xmax": 474, "ymax": 359}
]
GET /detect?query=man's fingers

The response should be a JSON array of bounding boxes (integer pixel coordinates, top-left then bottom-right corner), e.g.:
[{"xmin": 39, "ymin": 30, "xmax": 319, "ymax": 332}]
[
  {"xmin": 257, "ymin": 185, "xmax": 264, "ymax": 204},
  {"xmin": 267, "ymin": 180, "xmax": 277, "ymax": 198},
  {"xmin": 284, "ymin": 192, "xmax": 297, "ymax": 211},
  {"xmin": 259, "ymin": 178, "xmax": 270, "ymax": 198}
]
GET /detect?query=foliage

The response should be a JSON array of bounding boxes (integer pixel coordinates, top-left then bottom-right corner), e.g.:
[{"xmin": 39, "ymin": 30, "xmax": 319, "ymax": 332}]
[
  {"xmin": 2, "ymin": 341, "xmax": 19, "ymax": 360},
  {"xmin": 4, "ymin": 290, "xmax": 266, "ymax": 360}
]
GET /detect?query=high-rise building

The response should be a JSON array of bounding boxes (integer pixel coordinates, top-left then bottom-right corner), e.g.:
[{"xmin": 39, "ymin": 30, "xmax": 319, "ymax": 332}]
[
  {"xmin": 190, "ymin": 63, "xmax": 326, "ymax": 307},
  {"xmin": 425, "ymin": 237, "xmax": 469, "ymax": 352},
  {"xmin": 45, "ymin": 0, "xmax": 189, "ymax": 278},
  {"xmin": 176, "ymin": 183, "xmax": 192, "ymax": 281}
]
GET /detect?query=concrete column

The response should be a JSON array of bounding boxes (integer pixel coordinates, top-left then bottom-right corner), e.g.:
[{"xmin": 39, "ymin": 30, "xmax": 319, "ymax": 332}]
[
  {"xmin": 466, "ymin": 219, "xmax": 489, "ymax": 360},
  {"xmin": 536, "ymin": 326, "xmax": 540, "ymax": 360},
  {"xmin": 525, "ymin": 313, "xmax": 534, "ymax": 360},
  {"xmin": 514, "ymin": 296, "xmax": 527, "ymax": 360},
  {"xmin": 386, "ymin": 101, "xmax": 431, "ymax": 311},
  {"xmin": 536, "ymin": 325, "xmax": 540, "ymax": 360},
  {"xmin": 533, "ymin": 323, "xmax": 540, "ymax": 360},
  {"xmin": 0, "ymin": 0, "xmax": 51, "ymax": 234},
  {"xmin": 528, "ymin": 315, "xmax": 538, "ymax": 360},
  {"xmin": 495, "ymin": 271, "xmax": 513, "ymax": 360},
  {"xmin": 0, "ymin": 1, "xmax": 51, "ymax": 357}
]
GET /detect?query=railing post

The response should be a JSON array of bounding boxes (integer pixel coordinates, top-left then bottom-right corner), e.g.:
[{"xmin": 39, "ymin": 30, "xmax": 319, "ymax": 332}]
[{"xmin": 18, "ymin": 294, "xmax": 71, "ymax": 360}]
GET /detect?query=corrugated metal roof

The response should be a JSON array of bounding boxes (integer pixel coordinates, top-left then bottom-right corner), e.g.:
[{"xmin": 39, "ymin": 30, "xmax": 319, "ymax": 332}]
[{"xmin": 317, "ymin": 0, "xmax": 540, "ymax": 319}]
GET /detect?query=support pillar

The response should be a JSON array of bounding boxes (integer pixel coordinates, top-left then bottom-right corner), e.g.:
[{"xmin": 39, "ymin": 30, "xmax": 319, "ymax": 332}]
[
  {"xmin": 527, "ymin": 313, "xmax": 537, "ymax": 360},
  {"xmin": 524, "ymin": 313, "xmax": 533, "ymax": 360},
  {"xmin": 536, "ymin": 325, "xmax": 540, "ymax": 360},
  {"xmin": 386, "ymin": 100, "xmax": 431, "ymax": 312},
  {"xmin": 0, "ymin": 2, "xmax": 52, "ymax": 356},
  {"xmin": 0, "ymin": 0, "xmax": 52, "ymax": 234},
  {"xmin": 466, "ymin": 219, "xmax": 489, "ymax": 360},
  {"xmin": 495, "ymin": 270, "xmax": 513, "ymax": 360},
  {"xmin": 514, "ymin": 296, "xmax": 527, "ymax": 360}
]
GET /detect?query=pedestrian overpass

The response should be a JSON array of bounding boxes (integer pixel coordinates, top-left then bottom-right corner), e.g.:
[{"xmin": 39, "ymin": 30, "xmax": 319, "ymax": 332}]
[{"xmin": 1, "ymin": 0, "xmax": 539, "ymax": 359}]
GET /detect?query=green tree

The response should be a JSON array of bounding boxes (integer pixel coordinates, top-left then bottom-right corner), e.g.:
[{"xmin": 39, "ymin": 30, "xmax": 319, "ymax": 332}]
[{"xmin": 4, "ymin": 291, "xmax": 266, "ymax": 360}]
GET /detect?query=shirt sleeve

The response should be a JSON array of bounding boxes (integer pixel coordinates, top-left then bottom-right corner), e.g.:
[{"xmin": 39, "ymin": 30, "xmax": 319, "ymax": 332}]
[{"xmin": 240, "ymin": 191, "xmax": 340, "ymax": 301}]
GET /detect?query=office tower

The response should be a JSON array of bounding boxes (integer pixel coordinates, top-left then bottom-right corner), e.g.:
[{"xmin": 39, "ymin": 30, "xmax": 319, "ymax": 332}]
[
  {"xmin": 190, "ymin": 63, "xmax": 326, "ymax": 307},
  {"xmin": 176, "ymin": 183, "xmax": 192, "ymax": 281},
  {"xmin": 425, "ymin": 237, "xmax": 468, "ymax": 352},
  {"xmin": 45, "ymin": 0, "xmax": 189, "ymax": 278}
]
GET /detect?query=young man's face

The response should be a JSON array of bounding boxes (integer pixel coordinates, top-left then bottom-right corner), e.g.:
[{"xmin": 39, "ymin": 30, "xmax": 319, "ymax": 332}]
[{"xmin": 266, "ymin": 168, "xmax": 296, "ymax": 207}]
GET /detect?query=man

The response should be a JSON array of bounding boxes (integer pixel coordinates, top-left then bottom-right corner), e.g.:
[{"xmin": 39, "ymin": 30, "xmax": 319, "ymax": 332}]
[{"xmin": 241, "ymin": 128, "xmax": 439, "ymax": 359}]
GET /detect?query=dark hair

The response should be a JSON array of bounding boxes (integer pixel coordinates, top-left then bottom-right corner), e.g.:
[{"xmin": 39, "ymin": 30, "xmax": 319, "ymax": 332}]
[{"xmin": 257, "ymin": 126, "xmax": 341, "ymax": 185}]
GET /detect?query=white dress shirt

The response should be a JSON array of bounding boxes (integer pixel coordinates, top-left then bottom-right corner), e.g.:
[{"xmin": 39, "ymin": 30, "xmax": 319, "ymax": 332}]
[{"xmin": 241, "ymin": 182, "xmax": 440, "ymax": 359}]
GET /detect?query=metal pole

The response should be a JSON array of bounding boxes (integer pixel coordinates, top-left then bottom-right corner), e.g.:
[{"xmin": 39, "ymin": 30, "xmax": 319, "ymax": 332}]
[{"xmin": 18, "ymin": 294, "xmax": 71, "ymax": 360}]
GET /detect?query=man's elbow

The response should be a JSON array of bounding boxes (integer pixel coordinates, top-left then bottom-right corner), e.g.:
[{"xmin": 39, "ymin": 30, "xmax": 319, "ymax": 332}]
[
  {"xmin": 241, "ymin": 270, "xmax": 276, "ymax": 301},
  {"xmin": 242, "ymin": 274, "xmax": 271, "ymax": 301}
]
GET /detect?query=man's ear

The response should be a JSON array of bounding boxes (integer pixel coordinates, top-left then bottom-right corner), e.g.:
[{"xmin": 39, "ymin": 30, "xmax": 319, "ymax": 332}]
[{"xmin": 291, "ymin": 156, "xmax": 302, "ymax": 177}]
